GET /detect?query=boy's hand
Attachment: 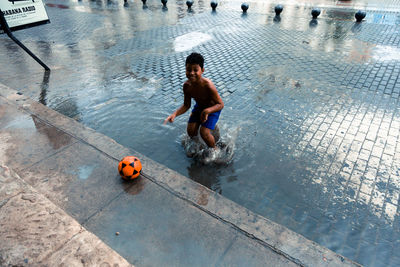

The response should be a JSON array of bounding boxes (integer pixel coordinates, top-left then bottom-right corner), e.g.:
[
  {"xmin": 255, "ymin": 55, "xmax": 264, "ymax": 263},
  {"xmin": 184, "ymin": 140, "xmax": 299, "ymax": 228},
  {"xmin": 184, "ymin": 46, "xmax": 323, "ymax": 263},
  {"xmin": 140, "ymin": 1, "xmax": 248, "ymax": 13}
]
[
  {"xmin": 200, "ymin": 111, "xmax": 208, "ymax": 123},
  {"xmin": 164, "ymin": 114, "xmax": 176, "ymax": 124}
]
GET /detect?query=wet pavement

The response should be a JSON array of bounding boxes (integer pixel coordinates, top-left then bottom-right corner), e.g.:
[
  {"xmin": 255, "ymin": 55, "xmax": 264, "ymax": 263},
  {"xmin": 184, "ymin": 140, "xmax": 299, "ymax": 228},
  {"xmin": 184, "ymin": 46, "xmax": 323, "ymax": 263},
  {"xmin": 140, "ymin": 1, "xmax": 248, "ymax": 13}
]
[
  {"xmin": 1, "ymin": 0, "xmax": 400, "ymax": 266},
  {"xmin": 0, "ymin": 84, "xmax": 354, "ymax": 266}
]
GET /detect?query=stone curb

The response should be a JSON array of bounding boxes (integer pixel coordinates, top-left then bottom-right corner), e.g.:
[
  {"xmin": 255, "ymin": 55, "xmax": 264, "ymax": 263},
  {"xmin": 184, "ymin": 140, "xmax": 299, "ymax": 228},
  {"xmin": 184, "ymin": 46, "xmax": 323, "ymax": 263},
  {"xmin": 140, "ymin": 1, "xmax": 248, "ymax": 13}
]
[
  {"xmin": 0, "ymin": 164, "xmax": 133, "ymax": 267},
  {"xmin": 0, "ymin": 83, "xmax": 361, "ymax": 266}
]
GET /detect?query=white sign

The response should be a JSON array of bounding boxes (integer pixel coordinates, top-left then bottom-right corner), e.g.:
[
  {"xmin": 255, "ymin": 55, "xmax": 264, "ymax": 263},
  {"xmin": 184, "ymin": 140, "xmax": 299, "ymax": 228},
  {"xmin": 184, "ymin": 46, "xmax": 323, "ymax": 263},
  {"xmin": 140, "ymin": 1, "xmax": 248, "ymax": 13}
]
[{"xmin": 1, "ymin": 0, "xmax": 49, "ymax": 30}]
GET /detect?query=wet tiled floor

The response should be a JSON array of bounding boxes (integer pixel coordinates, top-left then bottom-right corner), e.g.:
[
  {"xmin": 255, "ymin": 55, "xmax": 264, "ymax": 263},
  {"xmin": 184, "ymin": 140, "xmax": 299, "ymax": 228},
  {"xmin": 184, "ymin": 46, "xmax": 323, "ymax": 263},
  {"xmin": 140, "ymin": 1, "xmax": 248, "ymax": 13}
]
[{"xmin": 1, "ymin": 0, "xmax": 399, "ymax": 266}]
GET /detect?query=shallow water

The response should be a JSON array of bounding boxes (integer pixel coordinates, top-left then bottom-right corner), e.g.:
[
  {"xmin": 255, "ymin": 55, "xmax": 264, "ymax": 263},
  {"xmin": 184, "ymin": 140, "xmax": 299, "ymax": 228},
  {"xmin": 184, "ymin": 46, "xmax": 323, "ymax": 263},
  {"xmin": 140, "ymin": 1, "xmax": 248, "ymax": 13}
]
[{"xmin": 1, "ymin": 0, "xmax": 400, "ymax": 266}]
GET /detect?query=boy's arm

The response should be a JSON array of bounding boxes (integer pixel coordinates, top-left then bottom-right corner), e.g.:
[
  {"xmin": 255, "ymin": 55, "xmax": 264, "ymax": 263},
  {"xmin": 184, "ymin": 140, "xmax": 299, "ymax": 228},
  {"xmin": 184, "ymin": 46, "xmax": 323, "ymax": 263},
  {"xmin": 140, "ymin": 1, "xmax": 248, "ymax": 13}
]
[
  {"xmin": 201, "ymin": 82, "xmax": 224, "ymax": 122},
  {"xmin": 164, "ymin": 85, "xmax": 191, "ymax": 124}
]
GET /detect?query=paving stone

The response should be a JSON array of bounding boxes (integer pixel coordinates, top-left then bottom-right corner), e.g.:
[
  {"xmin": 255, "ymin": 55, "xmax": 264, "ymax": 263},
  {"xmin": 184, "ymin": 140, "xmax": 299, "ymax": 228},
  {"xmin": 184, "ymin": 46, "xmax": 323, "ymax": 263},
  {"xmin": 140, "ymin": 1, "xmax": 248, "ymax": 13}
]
[{"xmin": 0, "ymin": 165, "xmax": 131, "ymax": 267}]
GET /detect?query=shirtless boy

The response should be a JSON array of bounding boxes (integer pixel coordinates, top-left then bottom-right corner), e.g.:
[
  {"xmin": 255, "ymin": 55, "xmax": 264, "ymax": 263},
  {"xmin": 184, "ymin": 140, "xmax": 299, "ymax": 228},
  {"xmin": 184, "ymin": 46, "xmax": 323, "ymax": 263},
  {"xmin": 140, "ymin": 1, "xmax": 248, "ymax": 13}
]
[{"xmin": 164, "ymin": 52, "xmax": 224, "ymax": 148}]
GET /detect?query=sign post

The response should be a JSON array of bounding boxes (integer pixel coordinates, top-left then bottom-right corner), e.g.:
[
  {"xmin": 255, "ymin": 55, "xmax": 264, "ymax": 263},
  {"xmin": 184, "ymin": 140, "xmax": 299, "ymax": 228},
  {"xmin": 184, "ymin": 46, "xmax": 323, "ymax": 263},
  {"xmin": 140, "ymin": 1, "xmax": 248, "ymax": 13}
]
[{"xmin": 0, "ymin": 0, "xmax": 50, "ymax": 70}]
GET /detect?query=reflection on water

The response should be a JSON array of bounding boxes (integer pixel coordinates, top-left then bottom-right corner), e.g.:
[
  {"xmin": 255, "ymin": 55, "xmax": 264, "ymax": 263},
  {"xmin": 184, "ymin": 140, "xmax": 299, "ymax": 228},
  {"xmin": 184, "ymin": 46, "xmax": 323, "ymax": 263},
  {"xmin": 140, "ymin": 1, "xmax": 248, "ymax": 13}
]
[
  {"xmin": 373, "ymin": 45, "xmax": 400, "ymax": 61},
  {"xmin": 341, "ymin": 41, "xmax": 400, "ymax": 63},
  {"xmin": 294, "ymin": 103, "xmax": 400, "ymax": 224},
  {"xmin": 174, "ymin": 31, "xmax": 213, "ymax": 52},
  {"xmin": 31, "ymin": 115, "xmax": 73, "ymax": 149},
  {"xmin": 39, "ymin": 70, "xmax": 50, "ymax": 105},
  {"xmin": 346, "ymin": 39, "xmax": 375, "ymax": 62},
  {"xmin": 309, "ymin": 18, "xmax": 318, "ymax": 27}
]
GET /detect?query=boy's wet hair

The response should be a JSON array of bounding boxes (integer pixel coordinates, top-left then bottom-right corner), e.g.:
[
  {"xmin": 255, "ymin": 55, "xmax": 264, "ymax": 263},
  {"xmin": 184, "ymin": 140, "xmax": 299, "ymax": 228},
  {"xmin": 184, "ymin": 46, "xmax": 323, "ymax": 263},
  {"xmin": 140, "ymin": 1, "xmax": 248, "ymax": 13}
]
[{"xmin": 186, "ymin": 52, "xmax": 204, "ymax": 68}]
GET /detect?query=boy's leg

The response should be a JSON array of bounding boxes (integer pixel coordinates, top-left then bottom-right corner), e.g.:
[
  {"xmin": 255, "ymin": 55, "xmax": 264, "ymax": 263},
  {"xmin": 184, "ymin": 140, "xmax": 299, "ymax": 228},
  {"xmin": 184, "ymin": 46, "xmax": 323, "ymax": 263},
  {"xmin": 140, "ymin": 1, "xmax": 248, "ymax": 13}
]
[
  {"xmin": 200, "ymin": 126, "xmax": 216, "ymax": 148},
  {"xmin": 199, "ymin": 110, "xmax": 221, "ymax": 148},
  {"xmin": 211, "ymin": 124, "xmax": 220, "ymax": 143},
  {"xmin": 187, "ymin": 122, "xmax": 200, "ymax": 138}
]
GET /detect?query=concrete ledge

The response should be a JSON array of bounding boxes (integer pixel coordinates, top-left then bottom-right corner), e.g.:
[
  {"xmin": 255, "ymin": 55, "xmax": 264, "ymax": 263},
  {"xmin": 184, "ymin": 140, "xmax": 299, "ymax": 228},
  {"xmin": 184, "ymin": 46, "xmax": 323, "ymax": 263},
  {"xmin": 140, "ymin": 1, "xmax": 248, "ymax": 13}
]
[
  {"xmin": 0, "ymin": 83, "xmax": 360, "ymax": 266},
  {"xmin": 0, "ymin": 164, "xmax": 132, "ymax": 267}
]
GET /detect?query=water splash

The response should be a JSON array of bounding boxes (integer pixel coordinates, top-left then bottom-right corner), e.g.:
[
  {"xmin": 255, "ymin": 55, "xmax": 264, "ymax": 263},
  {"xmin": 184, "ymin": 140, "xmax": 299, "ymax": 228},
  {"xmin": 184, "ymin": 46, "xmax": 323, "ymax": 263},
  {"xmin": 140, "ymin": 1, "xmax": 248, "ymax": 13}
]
[{"xmin": 181, "ymin": 124, "xmax": 239, "ymax": 165}]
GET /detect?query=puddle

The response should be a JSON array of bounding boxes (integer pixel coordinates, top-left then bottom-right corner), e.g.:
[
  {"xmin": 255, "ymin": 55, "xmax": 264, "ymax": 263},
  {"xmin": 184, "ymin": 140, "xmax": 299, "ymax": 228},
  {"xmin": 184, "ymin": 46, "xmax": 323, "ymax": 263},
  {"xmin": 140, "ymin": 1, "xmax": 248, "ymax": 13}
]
[
  {"xmin": 77, "ymin": 165, "xmax": 95, "ymax": 180},
  {"xmin": 372, "ymin": 45, "xmax": 400, "ymax": 61},
  {"xmin": 344, "ymin": 41, "xmax": 400, "ymax": 62},
  {"xmin": 4, "ymin": 115, "xmax": 35, "ymax": 130},
  {"xmin": 173, "ymin": 31, "xmax": 213, "ymax": 52}
]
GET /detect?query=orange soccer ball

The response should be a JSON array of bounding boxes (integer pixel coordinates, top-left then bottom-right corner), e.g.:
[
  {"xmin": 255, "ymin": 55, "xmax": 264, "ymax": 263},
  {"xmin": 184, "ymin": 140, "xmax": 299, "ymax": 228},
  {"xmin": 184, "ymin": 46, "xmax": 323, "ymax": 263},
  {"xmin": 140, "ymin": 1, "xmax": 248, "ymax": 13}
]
[{"xmin": 118, "ymin": 156, "xmax": 142, "ymax": 180}]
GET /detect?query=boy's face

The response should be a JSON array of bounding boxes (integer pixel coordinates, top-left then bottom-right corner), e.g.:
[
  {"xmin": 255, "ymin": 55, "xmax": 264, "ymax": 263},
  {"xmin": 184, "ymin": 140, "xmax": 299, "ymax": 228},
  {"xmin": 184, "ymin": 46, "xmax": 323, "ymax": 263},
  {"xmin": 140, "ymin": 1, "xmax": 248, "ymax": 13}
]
[{"xmin": 186, "ymin": 63, "xmax": 204, "ymax": 82}]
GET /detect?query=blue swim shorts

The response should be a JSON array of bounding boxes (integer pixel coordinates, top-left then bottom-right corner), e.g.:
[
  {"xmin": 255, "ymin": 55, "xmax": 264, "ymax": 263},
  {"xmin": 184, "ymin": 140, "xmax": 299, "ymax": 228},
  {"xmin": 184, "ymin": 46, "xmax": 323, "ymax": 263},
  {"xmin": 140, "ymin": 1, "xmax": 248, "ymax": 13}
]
[{"xmin": 188, "ymin": 104, "xmax": 221, "ymax": 130}]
